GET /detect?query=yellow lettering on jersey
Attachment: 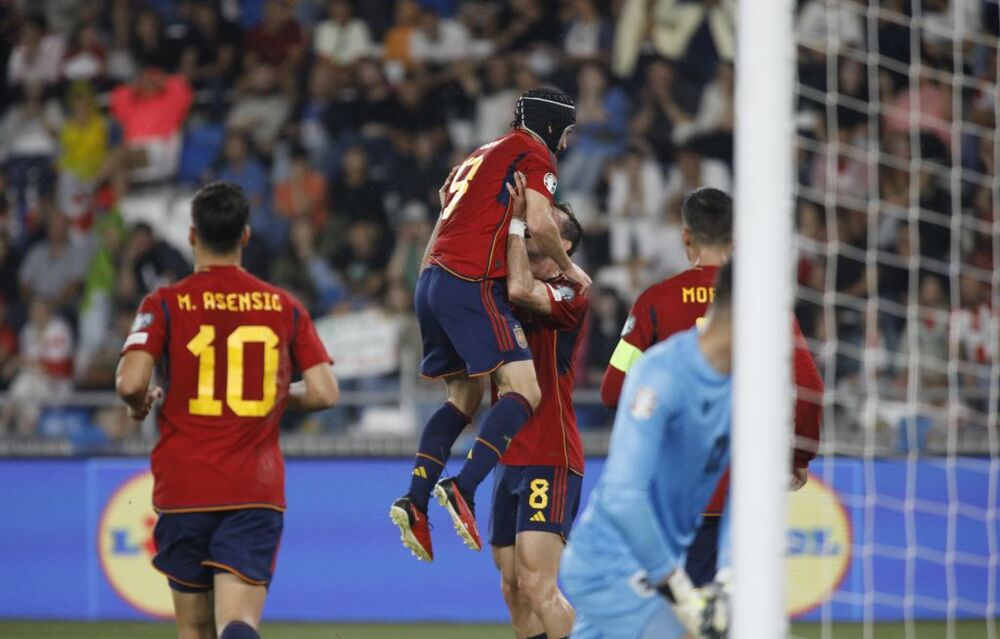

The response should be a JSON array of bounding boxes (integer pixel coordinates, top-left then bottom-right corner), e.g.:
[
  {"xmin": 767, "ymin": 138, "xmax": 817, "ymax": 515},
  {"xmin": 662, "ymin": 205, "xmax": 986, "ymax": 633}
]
[
  {"xmin": 177, "ymin": 294, "xmax": 193, "ymax": 310},
  {"xmin": 272, "ymin": 294, "xmax": 282, "ymax": 311},
  {"xmin": 682, "ymin": 286, "xmax": 715, "ymax": 304},
  {"xmin": 200, "ymin": 292, "xmax": 283, "ymax": 312},
  {"xmin": 238, "ymin": 293, "xmax": 251, "ymax": 312},
  {"xmin": 263, "ymin": 293, "xmax": 273, "ymax": 311},
  {"xmin": 251, "ymin": 292, "xmax": 264, "ymax": 310},
  {"xmin": 203, "ymin": 292, "xmax": 216, "ymax": 310},
  {"xmin": 215, "ymin": 292, "xmax": 226, "ymax": 309}
]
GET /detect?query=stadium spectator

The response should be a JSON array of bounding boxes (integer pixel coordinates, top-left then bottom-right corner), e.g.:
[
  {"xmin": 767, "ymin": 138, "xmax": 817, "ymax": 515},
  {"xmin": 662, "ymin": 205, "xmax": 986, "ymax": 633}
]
[
  {"xmin": 0, "ymin": 231, "xmax": 19, "ymax": 304},
  {"xmin": 605, "ymin": 143, "xmax": 666, "ymax": 265},
  {"xmin": 244, "ymin": 0, "xmax": 306, "ymax": 77},
  {"xmin": 313, "ymin": 0, "xmax": 373, "ymax": 68},
  {"xmin": 117, "ymin": 222, "xmax": 189, "ymax": 301},
  {"xmin": 130, "ymin": 9, "xmax": 176, "ymax": 72},
  {"xmin": 57, "ymin": 81, "xmax": 106, "ymax": 220},
  {"xmin": 382, "ymin": 0, "xmax": 422, "ymax": 69},
  {"xmin": 562, "ymin": 0, "xmax": 613, "ymax": 65},
  {"xmin": 394, "ymin": 133, "xmax": 448, "ymax": 216},
  {"xmin": 409, "ymin": 7, "xmax": 471, "ymax": 67},
  {"xmin": 462, "ymin": 56, "xmax": 519, "ymax": 146},
  {"xmin": 0, "ymin": 297, "xmax": 74, "ymax": 436},
  {"xmin": 672, "ymin": 61, "xmax": 734, "ymax": 162},
  {"xmin": 332, "ymin": 219, "xmax": 392, "ymax": 302},
  {"xmin": 75, "ymin": 210, "xmax": 127, "ymax": 379},
  {"xmin": 6, "ymin": 14, "xmax": 64, "ymax": 87},
  {"xmin": 586, "ymin": 286, "xmax": 628, "ymax": 385},
  {"xmin": 18, "ymin": 211, "xmax": 86, "ymax": 310},
  {"xmin": 227, "ymin": 62, "xmax": 293, "ymax": 153},
  {"xmin": 178, "ymin": 3, "xmax": 243, "ymax": 95},
  {"xmin": 0, "ymin": 297, "xmax": 17, "ymax": 391},
  {"xmin": 630, "ymin": 58, "xmax": 698, "ymax": 164},
  {"xmin": 559, "ymin": 62, "xmax": 628, "ymax": 193},
  {"xmin": 106, "ymin": 67, "xmax": 192, "ymax": 186},
  {"xmin": 61, "ymin": 23, "xmax": 107, "ymax": 83},
  {"xmin": 275, "ymin": 146, "xmax": 329, "ymax": 230},
  {"xmin": 0, "ymin": 81, "xmax": 62, "ymax": 226},
  {"xmin": 271, "ymin": 217, "xmax": 345, "ymax": 313},
  {"xmin": 330, "ymin": 145, "xmax": 387, "ymax": 227},
  {"xmin": 386, "ymin": 202, "xmax": 433, "ymax": 293},
  {"xmin": 662, "ymin": 143, "xmax": 731, "ymax": 223}
]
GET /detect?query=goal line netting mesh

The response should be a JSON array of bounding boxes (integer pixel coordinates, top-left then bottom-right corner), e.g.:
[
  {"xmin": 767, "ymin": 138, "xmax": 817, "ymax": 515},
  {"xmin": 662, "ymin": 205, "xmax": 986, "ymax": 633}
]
[{"xmin": 789, "ymin": 0, "xmax": 997, "ymax": 635}]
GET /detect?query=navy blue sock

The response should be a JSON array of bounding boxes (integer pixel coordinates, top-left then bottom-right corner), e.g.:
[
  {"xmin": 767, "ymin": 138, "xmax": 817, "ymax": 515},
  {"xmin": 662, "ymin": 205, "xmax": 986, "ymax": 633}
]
[
  {"xmin": 220, "ymin": 621, "xmax": 260, "ymax": 639},
  {"xmin": 526, "ymin": 634, "xmax": 548, "ymax": 639},
  {"xmin": 456, "ymin": 393, "xmax": 532, "ymax": 495},
  {"xmin": 407, "ymin": 401, "xmax": 470, "ymax": 511}
]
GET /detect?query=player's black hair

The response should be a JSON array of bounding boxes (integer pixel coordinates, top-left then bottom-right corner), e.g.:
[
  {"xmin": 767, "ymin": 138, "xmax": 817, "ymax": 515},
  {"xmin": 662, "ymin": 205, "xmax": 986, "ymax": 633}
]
[
  {"xmin": 512, "ymin": 87, "xmax": 576, "ymax": 153},
  {"xmin": 554, "ymin": 201, "xmax": 583, "ymax": 257},
  {"xmin": 681, "ymin": 187, "xmax": 732, "ymax": 247},
  {"xmin": 713, "ymin": 258, "xmax": 734, "ymax": 308},
  {"xmin": 191, "ymin": 182, "xmax": 249, "ymax": 254}
]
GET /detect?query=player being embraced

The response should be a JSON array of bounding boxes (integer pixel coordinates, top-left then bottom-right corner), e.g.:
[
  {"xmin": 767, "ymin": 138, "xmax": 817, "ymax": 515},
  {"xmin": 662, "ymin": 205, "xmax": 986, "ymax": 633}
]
[
  {"xmin": 561, "ymin": 261, "xmax": 737, "ymax": 639},
  {"xmin": 492, "ymin": 173, "xmax": 587, "ymax": 639},
  {"xmin": 391, "ymin": 88, "xmax": 592, "ymax": 560},
  {"xmin": 600, "ymin": 187, "xmax": 823, "ymax": 587},
  {"xmin": 116, "ymin": 182, "xmax": 339, "ymax": 639}
]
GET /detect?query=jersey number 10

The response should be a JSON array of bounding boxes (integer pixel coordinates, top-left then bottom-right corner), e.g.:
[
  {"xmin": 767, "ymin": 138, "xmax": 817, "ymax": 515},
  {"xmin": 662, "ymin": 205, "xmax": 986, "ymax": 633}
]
[{"xmin": 186, "ymin": 325, "xmax": 280, "ymax": 418}]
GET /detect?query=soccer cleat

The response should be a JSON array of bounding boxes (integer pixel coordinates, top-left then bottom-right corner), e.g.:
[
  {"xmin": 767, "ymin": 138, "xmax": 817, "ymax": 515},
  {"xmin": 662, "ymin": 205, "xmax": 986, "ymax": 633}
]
[
  {"xmin": 389, "ymin": 496, "xmax": 434, "ymax": 562},
  {"xmin": 433, "ymin": 478, "xmax": 482, "ymax": 552}
]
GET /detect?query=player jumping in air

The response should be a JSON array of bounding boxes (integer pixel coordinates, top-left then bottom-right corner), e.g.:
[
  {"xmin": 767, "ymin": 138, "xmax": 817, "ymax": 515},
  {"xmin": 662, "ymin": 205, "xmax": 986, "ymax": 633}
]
[
  {"xmin": 599, "ymin": 187, "xmax": 824, "ymax": 588},
  {"xmin": 561, "ymin": 261, "xmax": 737, "ymax": 639},
  {"xmin": 491, "ymin": 173, "xmax": 587, "ymax": 639},
  {"xmin": 116, "ymin": 182, "xmax": 339, "ymax": 639},
  {"xmin": 391, "ymin": 88, "xmax": 591, "ymax": 559}
]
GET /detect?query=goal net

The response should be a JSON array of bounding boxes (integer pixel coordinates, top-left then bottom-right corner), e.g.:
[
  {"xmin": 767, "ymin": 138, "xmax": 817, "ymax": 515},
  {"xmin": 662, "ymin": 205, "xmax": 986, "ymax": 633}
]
[{"xmin": 788, "ymin": 0, "xmax": 998, "ymax": 636}]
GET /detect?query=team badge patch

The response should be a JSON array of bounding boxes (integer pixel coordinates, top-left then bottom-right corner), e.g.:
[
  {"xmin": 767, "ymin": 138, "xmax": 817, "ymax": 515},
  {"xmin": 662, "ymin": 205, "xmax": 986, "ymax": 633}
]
[
  {"xmin": 621, "ymin": 315, "xmax": 636, "ymax": 337},
  {"xmin": 630, "ymin": 386, "xmax": 658, "ymax": 420},
  {"xmin": 131, "ymin": 313, "xmax": 153, "ymax": 333},
  {"xmin": 513, "ymin": 326, "xmax": 528, "ymax": 349},
  {"xmin": 556, "ymin": 285, "xmax": 575, "ymax": 301},
  {"xmin": 543, "ymin": 172, "xmax": 557, "ymax": 194}
]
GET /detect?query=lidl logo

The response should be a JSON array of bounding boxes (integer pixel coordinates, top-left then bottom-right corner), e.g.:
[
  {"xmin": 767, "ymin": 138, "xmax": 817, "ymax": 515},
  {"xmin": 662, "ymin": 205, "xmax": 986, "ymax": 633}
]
[
  {"xmin": 786, "ymin": 474, "xmax": 853, "ymax": 616},
  {"xmin": 98, "ymin": 471, "xmax": 173, "ymax": 618}
]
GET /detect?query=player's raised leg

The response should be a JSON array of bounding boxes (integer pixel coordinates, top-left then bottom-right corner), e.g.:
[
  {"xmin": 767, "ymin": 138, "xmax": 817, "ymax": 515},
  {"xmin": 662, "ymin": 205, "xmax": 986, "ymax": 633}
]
[
  {"xmin": 436, "ymin": 360, "xmax": 541, "ymax": 551},
  {"xmin": 213, "ymin": 572, "xmax": 266, "ymax": 638},
  {"xmin": 391, "ymin": 372, "xmax": 482, "ymax": 562},
  {"xmin": 493, "ymin": 545, "xmax": 545, "ymax": 639},
  {"xmin": 170, "ymin": 589, "xmax": 215, "ymax": 639}
]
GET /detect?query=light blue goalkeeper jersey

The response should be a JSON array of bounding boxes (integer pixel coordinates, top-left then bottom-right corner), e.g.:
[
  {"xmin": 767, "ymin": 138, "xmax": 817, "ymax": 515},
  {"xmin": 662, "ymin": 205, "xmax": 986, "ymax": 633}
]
[{"xmin": 567, "ymin": 326, "xmax": 732, "ymax": 584}]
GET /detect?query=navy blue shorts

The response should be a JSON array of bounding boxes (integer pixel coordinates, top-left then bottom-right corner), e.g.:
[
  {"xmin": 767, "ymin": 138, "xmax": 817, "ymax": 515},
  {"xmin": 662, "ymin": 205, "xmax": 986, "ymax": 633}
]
[
  {"xmin": 152, "ymin": 508, "xmax": 283, "ymax": 592},
  {"xmin": 415, "ymin": 265, "xmax": 532, "ymax": 378},
  {"xmin": 489, "ymin": 464, "xmax": 583, "ymax": 547},
  {"xmin": 685, "ymin": 515, "xmax": 720, "ymax": 587}
]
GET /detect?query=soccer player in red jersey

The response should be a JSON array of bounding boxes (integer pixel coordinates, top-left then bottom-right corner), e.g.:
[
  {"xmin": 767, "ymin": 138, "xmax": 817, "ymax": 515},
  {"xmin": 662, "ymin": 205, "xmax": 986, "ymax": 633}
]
[
  {"xmin": 599, "ymin": 187, "xmax": 825, "ymax": 587},
  {"xmin": 115, "ymin": 182, "xmax": 339, "ymax": 639},
  {"xmin": 391, "ymin": 88, "xmax": 592, "ymax": 560},
  {"xmin": 491, "ymin": 175, "xmax": 587, "ymax": 639}
]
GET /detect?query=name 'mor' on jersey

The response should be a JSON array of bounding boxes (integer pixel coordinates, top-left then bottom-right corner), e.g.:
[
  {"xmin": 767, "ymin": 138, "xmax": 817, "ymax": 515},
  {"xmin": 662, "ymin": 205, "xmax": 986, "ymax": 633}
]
[
  {"xmin": 430, "ymin": 129, "xmax": 557, "ymax": 281},
  {"xmin": 568, "ymin": 328, "xmax": 732, "ymax": 582},
  {"xmin": 121, "ymin": 265, "xmax": 331, "ymax": 513}
]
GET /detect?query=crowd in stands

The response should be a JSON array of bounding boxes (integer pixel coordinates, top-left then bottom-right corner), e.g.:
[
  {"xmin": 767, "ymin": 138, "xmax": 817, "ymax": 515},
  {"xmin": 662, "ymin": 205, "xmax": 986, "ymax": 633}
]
[{"xmin": 0, "ymin": 0, "xmax": 994, "ymax": 449}]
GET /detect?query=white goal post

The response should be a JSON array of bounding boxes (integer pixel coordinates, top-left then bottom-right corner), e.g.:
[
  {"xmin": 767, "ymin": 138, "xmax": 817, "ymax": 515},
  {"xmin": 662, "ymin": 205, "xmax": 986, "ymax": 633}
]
[{"xmin": 732, "ymin": 0, "xmax": 795, "ymax": 637}]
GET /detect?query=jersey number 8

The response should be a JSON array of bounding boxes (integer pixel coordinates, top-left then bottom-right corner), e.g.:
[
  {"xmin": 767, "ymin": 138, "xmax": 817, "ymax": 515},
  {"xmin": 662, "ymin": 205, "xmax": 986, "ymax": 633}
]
[{"xmin": 186, "ymin": 325, "xmax": 280, "ymax": 418}]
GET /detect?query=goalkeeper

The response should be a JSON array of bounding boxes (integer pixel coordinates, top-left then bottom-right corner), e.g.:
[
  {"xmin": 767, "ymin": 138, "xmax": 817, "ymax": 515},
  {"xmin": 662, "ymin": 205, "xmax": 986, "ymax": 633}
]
[{"xmin": 560, "ymin": 261, "xmax": 735, "ymax": 639}]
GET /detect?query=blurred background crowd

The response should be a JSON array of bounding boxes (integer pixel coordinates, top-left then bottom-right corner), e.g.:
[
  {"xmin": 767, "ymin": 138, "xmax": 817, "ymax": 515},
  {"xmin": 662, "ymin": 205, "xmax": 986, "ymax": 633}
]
[{"xmin": 0, "ymin": 0, "xmax": 995, "ymax": 454}]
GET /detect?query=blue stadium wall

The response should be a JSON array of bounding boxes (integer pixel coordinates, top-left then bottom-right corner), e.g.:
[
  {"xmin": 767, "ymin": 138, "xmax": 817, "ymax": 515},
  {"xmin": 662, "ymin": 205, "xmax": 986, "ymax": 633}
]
[{"xmin": 0, "ymin": 457, "xmax": 993, "ymax": 622}]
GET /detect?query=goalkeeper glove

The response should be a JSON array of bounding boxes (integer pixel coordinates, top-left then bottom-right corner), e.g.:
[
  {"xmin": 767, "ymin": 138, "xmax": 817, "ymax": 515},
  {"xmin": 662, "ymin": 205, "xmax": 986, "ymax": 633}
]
[
  {"xmin": 655, "ymin": 570, "xmax": 709, "ymax": 637},
  {"xmin": 697, "ymin": 568, "xmax": 731, "ymax": 639}
]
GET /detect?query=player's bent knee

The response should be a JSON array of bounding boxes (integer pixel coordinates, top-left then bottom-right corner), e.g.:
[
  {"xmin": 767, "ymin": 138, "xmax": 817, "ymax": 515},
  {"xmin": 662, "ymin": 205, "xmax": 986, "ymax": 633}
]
[
  {"xmin": 517, "ymin": 567, "xmax": 556, "ymax": 608},
  {"xmin": 500, "ymin": 573, "xmax": 520, "ymax": 607}
]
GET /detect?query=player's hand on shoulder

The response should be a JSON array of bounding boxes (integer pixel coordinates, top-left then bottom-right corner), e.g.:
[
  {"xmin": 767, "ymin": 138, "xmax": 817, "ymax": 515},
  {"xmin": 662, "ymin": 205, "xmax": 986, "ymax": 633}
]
[
  {"xmin": 565, "ymin": 262, "xmax": 592, "ymax": 297},
  {"xmin": 698, "ymin": 568, "xmax": 731, "ymax": 639},
  {"xmin": 127, "ymin": 386, "xmax": 163, "ymax": 422},
  {"xmin": 505, "ymin": 171, "xmax": 528, "ymax": 220}
]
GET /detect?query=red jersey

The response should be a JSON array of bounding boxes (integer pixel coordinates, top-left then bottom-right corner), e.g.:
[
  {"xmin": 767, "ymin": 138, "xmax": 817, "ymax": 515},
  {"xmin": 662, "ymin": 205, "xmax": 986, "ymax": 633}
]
[
  {"xmin": 122, "ymin": 266, "xmax": 331, "ymax": 512},
  {"xmin": 600, "ymin": 265, "xmax": 824, "ymax": 513},
  {"xmin": 501, "ymin": 278, "xmax": 588, "ymax": 473},
  {"xmin": 431, "ymin": 130, "xmax": 557, "ymax": 281}
]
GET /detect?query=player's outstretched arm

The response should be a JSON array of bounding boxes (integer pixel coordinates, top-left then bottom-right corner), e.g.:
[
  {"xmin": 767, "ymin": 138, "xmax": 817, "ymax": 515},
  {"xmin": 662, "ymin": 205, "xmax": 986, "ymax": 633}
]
[
  {"xmin": 524, "ymin": 188, "xmax": 591, "ymax": 295},
  {"xmin": 288, "ymin": 363, "xmax": 339, "ymax": 412},
  {"xmin": 116, "ymin": 351, "xmax": 162, "ymax": 421}
]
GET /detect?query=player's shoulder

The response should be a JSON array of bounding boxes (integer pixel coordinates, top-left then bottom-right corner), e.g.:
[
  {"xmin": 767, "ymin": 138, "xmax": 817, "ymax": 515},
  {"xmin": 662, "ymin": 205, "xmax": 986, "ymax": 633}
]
[{"xmin": 637, "ymin": 267, "xmax": 718, "ymax": 303}]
